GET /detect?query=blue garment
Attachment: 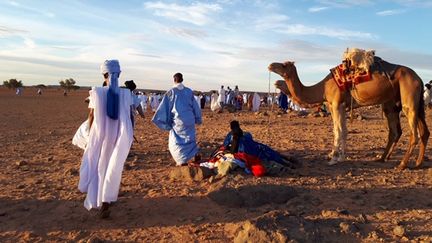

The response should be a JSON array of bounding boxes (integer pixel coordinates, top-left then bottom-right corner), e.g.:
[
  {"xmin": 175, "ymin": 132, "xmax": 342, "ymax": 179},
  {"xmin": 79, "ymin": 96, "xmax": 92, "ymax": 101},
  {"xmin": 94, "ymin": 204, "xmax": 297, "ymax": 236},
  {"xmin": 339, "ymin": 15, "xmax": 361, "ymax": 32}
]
[
  {"xmin": 223, "ymin": 132, "xmax": 289, "ymax": 166},
  {"xmin": 152, "ymin": 84, "xmax": 202, "ymax": 165},
  {"xmin": 101, "ymin": 60, "xmax": 121, "ymax": 120},
  {"xmin": 278, "ymin": 93, "xmax": 288, "ymax": 111}
]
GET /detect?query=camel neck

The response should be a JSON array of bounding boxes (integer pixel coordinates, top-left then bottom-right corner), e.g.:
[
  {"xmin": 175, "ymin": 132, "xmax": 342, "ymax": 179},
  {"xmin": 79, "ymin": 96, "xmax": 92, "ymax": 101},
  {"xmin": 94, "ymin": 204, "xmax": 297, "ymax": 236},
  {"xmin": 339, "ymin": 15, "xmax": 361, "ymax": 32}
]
[{"xmin": 282, "ymin": 69, "xmax": 326, "ymax": 107}]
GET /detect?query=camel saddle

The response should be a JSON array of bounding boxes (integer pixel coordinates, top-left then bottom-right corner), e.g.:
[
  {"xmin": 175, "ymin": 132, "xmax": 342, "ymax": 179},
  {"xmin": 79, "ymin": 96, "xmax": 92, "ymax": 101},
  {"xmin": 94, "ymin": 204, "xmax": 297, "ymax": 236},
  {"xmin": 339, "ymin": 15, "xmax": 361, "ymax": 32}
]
[{"xmin": 330, "ymin": 62, "xmax": 372, "ymax": 91}]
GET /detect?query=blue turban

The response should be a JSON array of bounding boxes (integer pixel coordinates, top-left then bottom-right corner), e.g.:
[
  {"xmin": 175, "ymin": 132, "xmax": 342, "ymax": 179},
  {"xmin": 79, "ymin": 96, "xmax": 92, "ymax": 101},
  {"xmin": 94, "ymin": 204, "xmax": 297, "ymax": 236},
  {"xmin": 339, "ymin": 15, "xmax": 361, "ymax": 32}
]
[{"xmin": 100, "ymin": 60, "xmax": 121, "ymax": 120}]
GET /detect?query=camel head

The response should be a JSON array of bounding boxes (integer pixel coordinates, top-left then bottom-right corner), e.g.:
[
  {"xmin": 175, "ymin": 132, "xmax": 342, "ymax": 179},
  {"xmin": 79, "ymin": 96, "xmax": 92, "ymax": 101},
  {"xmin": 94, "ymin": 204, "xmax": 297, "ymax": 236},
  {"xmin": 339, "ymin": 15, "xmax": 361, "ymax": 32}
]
[
  {"xmin": 274, "ymin": 80, "xmax": 291, "ymax": 96},
  {"xmin": 268, "ymin": 61, "xmax": 296, "ymax": 79}
]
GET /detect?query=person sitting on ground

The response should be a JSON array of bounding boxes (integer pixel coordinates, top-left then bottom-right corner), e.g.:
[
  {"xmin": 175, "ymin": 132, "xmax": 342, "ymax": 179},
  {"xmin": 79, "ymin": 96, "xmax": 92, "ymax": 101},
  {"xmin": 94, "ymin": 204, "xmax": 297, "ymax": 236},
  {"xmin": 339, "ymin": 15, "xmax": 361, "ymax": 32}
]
[{"xmin": 219, "ymin": 120, "xmax": 298, "ymax": 176}]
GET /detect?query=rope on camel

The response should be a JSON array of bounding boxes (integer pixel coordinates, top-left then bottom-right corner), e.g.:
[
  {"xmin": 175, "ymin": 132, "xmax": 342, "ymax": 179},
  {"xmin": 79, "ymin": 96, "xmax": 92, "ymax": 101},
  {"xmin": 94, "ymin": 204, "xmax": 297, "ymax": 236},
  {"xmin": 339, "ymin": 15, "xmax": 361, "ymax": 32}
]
[{"xmin": 266, "ymin": 71, "xmax": 275, "ymax": 143}]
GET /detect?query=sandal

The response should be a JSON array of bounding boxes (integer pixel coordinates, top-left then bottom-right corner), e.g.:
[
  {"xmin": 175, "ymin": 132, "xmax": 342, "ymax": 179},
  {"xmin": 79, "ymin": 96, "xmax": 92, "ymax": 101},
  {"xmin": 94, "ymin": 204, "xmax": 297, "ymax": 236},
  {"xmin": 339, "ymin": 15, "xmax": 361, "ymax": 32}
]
[{"xmin": 99, "ymin": 202, "xmax": 111, "ymax": 219}]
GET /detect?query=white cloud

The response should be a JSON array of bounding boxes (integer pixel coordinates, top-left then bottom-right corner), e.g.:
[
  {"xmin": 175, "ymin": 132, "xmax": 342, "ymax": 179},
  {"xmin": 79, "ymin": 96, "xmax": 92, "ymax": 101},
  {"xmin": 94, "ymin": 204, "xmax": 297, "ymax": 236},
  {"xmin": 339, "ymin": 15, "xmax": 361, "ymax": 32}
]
[
  {"xmin": 277, "ymin": 24, "xmax": 376, "ymax": 40},
  {"xmin": 23, "ymin": 37, "xmax": 35, "ymax": 48},
  {"xmin": 144, "ymin": 1, "xmax": 222, "ymax": 26},
  {"xmin": 235, "ymin": 39, "xmax": 341, "ymax": 64},
  {"xmin": 164, "ymin": 27, "xmax": 208, "ymax": 39},
  {"xmin": 0, "ymin": 25, "xmax": 28, "ymax": 37},
  {"xmin": 308, "ymin": 6, "xmax": 329, "ymax": 12},
  {"xmin": 316, "ymin": 0, "xmax": 373, "ymax": 8},
  {"xmin": 126, "ymin": 33, "xmax": 152, "ymax": 42},
  {"xmin": 254, "ymin": 14, "xmax": 290, "ymax": 30},
  {"xmin": 376, "ymin": 9, "xmax": 405, "ymax": 16},
  {"xmin": 8, "ymin": 0, "xmax": 55, "ymax": 18}
]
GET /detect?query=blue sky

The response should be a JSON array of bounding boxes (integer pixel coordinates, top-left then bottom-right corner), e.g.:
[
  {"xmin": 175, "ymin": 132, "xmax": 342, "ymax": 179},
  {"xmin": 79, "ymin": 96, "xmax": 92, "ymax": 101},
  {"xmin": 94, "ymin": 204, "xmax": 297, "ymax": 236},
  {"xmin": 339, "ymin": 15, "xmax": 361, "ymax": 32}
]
[{"xmin": 1, "ymin": 0, "xmax": 431, "ymax": 92}]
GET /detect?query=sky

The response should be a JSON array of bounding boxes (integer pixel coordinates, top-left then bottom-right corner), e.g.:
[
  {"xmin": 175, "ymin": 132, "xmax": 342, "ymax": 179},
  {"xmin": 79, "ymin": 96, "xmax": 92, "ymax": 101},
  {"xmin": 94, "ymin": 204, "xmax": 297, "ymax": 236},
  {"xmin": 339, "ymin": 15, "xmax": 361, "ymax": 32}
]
[{"xmin": 1, "ymin": 0, "xmax": 431, "ymax": 92}]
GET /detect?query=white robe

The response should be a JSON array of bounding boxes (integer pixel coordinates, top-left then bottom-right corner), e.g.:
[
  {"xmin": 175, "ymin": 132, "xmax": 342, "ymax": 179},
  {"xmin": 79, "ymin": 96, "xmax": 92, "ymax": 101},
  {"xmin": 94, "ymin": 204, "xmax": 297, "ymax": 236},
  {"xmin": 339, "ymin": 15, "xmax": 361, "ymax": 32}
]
[
  {"xmin": 217, "ymin": 88, "xmax": 225, "ymax": 104},
  {"xmin": 210, "ymin": 93, "xmax": 221, "ymax": 112},
  {"xmin": 194, "ymin": 95, "xmax": 200, "ymax": 107},
  {"xmin": 72, "ymin": 120, "xmax": 90, "ymax": 150},
  {"xmin": 150, "ymin": 94, "xmax": 160, "ymax": 112},
  {"xmin": 252, "ymin": 93, "xmax": 261, "ymax": 112},
  {"xmin": 424, "ymin": 88, "xmax": 431, "ymax": 105},
  {"xmin": 78, "ymin": 87, "xmax": 133, "ymax": 210},
  {"xmin": 138, "ymin": 94, "xmax": 148, "ymax": 112}
]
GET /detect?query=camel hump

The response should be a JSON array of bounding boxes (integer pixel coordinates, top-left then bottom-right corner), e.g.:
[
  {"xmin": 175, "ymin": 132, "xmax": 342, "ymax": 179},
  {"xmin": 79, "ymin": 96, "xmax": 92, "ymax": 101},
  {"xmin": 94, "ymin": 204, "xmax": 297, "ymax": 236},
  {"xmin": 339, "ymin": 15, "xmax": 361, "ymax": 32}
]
[{"xmin": 343, "ymin": 48, "xmax": 375, "ymax": 72}]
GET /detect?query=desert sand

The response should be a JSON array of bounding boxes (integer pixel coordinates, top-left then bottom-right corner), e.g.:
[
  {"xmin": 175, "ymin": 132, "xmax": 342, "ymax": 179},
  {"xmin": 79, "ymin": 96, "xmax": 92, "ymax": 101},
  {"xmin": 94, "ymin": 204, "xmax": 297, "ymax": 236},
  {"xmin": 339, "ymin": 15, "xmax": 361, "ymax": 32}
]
[{"xmin": 0, "ymin": 87, "xmax": 431, "ymax": 242}]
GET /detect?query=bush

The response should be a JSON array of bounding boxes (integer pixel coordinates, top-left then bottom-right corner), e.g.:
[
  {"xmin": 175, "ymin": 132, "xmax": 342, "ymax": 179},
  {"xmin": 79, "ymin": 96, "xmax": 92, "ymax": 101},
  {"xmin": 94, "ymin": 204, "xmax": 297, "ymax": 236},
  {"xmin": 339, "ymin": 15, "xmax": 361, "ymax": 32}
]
[
  {"xmin": 3, "ymin": 79, "xmax": 23, "ymax": 89},
  {"xmin": 59, "ymin": 78, "xmax": 80, "ymax": 91}
]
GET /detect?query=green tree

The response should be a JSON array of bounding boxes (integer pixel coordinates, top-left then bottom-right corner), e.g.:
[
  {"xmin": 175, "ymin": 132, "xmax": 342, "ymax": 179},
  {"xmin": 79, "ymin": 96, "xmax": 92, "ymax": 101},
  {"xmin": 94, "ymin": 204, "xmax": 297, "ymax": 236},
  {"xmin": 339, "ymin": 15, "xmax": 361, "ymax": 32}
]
[
  {"xmin": 59, "ymin": 78, "xmax": 80, "ymax": 91},
  {"xmin": 35, "ymin": 84, "xmax": 47, "ymax": 88},
  {"xmin": 3, "ymin": 79, "xmax": 23, "ymax": 89}
]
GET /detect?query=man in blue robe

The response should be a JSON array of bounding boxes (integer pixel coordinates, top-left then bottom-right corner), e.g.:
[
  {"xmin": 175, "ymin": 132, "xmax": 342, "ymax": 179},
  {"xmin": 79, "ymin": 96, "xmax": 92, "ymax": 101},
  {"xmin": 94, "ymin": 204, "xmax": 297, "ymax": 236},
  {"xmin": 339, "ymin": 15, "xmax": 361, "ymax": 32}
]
[
  {"xmin": 278, "ymin": 91, "xmax": 288, "ymax": 111},
  {"xmin": 152, "ymin": 73, "xmax": 202, "ymax": 166}
]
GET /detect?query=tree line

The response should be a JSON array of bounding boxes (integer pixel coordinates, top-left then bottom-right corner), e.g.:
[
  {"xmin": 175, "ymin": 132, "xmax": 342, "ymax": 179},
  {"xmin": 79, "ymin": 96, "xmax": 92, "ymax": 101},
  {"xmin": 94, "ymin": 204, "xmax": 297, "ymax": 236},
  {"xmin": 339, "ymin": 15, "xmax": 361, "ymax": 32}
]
[{"xmin": 3, "ymin": 78, "xmax": 80, "ymax": 91}]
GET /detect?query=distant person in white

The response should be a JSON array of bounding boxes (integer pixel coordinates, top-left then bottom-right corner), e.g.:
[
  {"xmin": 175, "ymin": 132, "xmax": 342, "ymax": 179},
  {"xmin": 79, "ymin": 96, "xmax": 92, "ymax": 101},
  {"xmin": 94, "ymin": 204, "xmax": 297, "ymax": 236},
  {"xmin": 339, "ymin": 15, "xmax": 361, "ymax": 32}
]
[
  {"xmin": 150, "ymin": 93, "xmax": 160, "ymax": 112},
  {"xmin": 137, "ymin": 92, "xmax": 148, "ymax": 112},
  {"xmin": 210, "ymin": 90, "xmax": 221, "ymax": 112},
  {"xmin": 251, "ymin": 92, "xmax": 261, "ymax": 112},
  {"xmin": 78, "ymin": 60, "xmax": 133, "ymax": 219},
  {"xmin": 217, "ymin": 85, "xmax": 225, "ymax": 112},
  {"xmin": 424, "ymin": 83, "xmax": 431, "ymax": 108}
]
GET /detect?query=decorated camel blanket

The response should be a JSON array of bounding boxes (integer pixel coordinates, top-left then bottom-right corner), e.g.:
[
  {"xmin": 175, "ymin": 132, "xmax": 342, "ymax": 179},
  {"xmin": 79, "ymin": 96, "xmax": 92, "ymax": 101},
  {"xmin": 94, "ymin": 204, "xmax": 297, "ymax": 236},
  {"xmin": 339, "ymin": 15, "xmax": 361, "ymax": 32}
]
[{"xmin": 330, "ymin": 48, "xmax": 375, "ymax": 91}]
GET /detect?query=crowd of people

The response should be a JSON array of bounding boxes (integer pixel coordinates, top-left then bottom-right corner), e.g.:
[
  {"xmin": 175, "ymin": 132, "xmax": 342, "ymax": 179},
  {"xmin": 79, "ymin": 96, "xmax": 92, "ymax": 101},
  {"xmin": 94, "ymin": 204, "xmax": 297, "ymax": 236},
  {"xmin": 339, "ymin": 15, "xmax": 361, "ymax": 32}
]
[
  {"xmin": 9, "ymin": 57, "xmax": 431, "ymax": 222},
  {"xmin": 71, "ymin": 59, "xmax": 309, "ymax": 219}
]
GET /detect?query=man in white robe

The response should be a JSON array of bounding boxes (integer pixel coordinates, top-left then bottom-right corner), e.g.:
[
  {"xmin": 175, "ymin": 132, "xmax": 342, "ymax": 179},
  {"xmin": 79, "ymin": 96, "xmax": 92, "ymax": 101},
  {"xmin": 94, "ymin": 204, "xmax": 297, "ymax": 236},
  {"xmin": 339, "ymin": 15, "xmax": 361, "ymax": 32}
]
[
  {"xmin": 217, "ymin": 85, "xmax": 225, "ymax": 112},
  {"xmin": 424, "ymin": 83, "xmax": 431, "ymax": 108},
  {"xmin": 78, "ymin": 60, "xmax": 133, "ymax": 218},
  {"xmin": 150, "ymin": 93, "xmax": 160, "ymax": 112},
  {"xmin": 152, "ymin": 73, "xmax": 202, "ymax": 166},
  {"xmin": 252, "ymin": 92, "xmax": 261, "ymax": 112},
  {"xmin": 210, "ymin": 91, "xmax": 221, "ymax": 112},
  {"xmin": 138, "ymin": 92, "xmax": 148, "ymax": 112}
]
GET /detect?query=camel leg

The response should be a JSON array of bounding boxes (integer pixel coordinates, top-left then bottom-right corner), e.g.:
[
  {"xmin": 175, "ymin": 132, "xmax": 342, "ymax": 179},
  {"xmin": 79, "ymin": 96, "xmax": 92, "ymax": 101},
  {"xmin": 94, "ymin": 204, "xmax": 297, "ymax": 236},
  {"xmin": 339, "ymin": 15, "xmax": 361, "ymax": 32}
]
[
  {"xmin": 415, "ymin": 113, "xmax": 429, "ymax": 168},
  {"xmin": 377, "ymin": 103, "xmax": 402, "ymax": 162},
  {"xmin": 328, "ymin": 103, "xmax": 346, "ymax": 165},
  {"xmin": 327, "ymin": 103, "xmax": 338, "ymax": 162},
  {"xmin": 398, "ymin": 106, "xmax": 419, "ymax": 170},
  {"xmin": 339, "ymin": 107, "xmax": 347, "ymax": 161}
]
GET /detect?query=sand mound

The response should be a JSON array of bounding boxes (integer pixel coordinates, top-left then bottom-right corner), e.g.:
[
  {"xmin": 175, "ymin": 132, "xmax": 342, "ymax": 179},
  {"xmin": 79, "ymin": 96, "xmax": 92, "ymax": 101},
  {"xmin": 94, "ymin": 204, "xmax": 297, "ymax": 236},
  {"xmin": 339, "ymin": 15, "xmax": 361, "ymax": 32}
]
[
  {"xmin": 169, "ymin": 166, "xmax": 214, "ymax": 182},
  {"xmin": 231, "ymin": 210, "xmax": 361, "ymax": 242}
]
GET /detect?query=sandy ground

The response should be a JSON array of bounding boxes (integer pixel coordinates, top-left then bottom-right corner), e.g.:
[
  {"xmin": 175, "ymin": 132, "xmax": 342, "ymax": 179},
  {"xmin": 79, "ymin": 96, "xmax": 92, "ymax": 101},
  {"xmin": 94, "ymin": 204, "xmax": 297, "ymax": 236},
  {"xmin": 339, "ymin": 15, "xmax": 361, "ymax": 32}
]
[{"xmin": 0, "ymin": 87, "xmax": 431, "ymax": 242}]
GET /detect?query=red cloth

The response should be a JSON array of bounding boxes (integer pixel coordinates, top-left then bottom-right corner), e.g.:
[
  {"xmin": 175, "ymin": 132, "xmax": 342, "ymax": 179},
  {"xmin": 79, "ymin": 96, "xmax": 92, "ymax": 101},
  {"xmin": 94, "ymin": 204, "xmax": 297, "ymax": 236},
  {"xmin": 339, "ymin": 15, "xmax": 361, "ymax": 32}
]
[
  {"xmin": 251, "ymin": 165, "xmax": 266, "ymax": 177},
  {"xmin": 331, "ymin": 64, "xmax": 372, "ymax": 91},
  {"xmin": 207, "ymin": 148, "xmax": 267, "ymax": 177},
  {"xmin": 234, "ymin": 152, "xmax": 266, "ymax": 177}
]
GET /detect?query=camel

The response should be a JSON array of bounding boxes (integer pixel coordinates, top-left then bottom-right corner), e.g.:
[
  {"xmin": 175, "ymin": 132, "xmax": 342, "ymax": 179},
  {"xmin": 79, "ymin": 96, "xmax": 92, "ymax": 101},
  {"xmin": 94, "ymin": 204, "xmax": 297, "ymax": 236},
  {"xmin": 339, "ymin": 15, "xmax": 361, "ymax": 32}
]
[{"xmin": 269, "ymin": 58, "xmax": 429, "ymax": 170}]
